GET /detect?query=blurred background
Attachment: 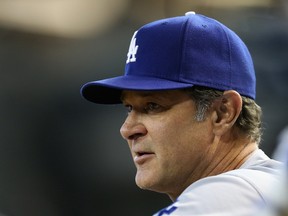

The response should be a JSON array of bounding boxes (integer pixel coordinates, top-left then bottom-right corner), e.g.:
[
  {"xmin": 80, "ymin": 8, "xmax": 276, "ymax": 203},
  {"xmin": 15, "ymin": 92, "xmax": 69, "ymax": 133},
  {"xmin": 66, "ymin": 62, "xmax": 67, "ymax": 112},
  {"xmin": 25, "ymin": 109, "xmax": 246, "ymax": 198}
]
[{"xmin": 0, "ymin": 0, "xmax": 287, "ymax": 215}]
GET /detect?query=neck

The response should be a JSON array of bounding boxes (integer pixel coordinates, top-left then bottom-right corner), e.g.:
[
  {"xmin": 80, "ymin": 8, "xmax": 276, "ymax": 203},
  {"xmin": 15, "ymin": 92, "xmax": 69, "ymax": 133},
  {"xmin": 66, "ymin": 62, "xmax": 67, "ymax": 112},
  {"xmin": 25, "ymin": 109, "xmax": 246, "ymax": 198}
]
[
  {"xmin": 168, "ymin": 137, "xmax": 258, "ymax": 201},
  {"xmin": 206, "ymin": 141, "xmax": 258, "ymax": 176},
  {"xmin": 194, "ymin": 139, "xmax": 257, "ymax": 181}
]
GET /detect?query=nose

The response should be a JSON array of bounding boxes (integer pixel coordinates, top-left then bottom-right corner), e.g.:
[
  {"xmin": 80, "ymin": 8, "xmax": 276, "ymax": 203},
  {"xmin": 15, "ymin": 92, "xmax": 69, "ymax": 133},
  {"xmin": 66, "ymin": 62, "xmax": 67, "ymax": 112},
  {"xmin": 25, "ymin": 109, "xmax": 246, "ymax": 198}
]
[{"xmin": 120, "ymin": 112, "xmax": 147, "ymax": 141}]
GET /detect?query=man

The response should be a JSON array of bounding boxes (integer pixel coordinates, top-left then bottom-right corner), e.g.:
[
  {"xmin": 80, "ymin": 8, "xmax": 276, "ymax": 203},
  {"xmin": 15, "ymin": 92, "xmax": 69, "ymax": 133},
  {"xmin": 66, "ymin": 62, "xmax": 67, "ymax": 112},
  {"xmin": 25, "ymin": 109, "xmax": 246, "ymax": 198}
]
[{"xmin": 81, "ymin": 12, "xmax": 282, "ymax": 215}]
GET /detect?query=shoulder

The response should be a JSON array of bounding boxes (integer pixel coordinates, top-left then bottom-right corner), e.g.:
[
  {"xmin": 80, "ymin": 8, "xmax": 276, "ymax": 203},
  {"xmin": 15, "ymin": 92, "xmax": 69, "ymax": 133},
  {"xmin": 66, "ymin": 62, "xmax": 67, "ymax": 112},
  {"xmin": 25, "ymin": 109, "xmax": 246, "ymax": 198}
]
[
  {"xmin": 154, "ymin": 174, "xmax": 267, "ymax": 216},
  {"xmin": 154, "ymin": 157, "xmax": 283, "ymax": 216},
  {"xmin": 181, "ymin": 171, "xmax": 269, "ymax": 205},
  {"xmin": 182, "ymin": 149, "xmax": 283, "ymax": 207}
]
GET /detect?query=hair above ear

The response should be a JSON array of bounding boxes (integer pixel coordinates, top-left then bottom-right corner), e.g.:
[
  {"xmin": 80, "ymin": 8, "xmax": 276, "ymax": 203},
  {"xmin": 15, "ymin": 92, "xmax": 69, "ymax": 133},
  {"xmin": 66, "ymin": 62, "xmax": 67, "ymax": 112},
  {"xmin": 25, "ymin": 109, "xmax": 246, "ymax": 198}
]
[{"xmin": 185, "ymin": 86, "xmax": 262, "ymax": 144}]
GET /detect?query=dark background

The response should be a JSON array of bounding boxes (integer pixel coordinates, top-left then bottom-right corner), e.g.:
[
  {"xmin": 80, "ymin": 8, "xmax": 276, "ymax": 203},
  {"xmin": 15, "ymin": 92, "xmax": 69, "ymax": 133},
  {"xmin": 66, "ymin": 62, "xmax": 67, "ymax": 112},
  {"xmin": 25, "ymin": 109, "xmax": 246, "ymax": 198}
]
[{"xmin": 0, "ymin": 1, "xmax": 287, "ymax": 215}]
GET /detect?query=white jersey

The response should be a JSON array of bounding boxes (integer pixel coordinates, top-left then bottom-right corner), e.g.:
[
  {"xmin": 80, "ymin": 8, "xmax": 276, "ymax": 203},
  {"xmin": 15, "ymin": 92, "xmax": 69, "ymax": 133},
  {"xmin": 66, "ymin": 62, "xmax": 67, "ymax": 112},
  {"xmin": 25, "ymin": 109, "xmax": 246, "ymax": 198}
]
[{"xmin": 153, "ymin": 149, "xmax": 283, "ymax": 216}]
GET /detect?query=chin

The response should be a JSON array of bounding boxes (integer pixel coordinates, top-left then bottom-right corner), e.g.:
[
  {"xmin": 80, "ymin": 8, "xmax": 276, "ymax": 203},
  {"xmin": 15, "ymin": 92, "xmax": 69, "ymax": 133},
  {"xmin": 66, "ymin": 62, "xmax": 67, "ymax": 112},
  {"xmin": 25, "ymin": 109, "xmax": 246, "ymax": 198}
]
[
  {"xmin": 136, "ymin": 171, "xmax": 153, "ymax": 187},
  {"xmin": 135, "ymin": 171, "xmax": 163, "ymax": 192}
]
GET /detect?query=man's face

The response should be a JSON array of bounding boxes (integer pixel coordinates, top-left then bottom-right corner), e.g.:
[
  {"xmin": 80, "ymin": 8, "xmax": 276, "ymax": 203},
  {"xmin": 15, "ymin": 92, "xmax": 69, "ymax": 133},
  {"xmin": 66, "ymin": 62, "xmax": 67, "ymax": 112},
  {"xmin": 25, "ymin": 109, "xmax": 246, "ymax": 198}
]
[{"xmin": 120, "ymin": 90, "xmax": 214, "ymax": 199}]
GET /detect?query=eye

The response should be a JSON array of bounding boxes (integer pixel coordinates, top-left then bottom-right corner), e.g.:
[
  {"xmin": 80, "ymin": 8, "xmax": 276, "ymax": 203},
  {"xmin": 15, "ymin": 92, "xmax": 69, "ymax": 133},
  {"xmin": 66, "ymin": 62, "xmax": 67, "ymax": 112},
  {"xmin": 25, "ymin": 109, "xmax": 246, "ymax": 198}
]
[
  {"xmin": 124, "ymin": 105, "xmax": 133, "ymax": 113},
  {"xmin": 144, "ymin": 102, "xmax": 161, "ymax": 113}
]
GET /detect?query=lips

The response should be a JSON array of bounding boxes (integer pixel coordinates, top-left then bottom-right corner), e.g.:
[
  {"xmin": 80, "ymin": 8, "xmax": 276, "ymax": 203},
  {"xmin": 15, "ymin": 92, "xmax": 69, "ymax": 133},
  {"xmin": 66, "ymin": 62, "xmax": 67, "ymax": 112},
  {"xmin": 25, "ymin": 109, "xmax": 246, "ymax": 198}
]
[
  {"xmin": 133, "ymin": 151, "xmax": 154, "ymax": 165},
  {"xmin": 137, "ymin": 151, "xmax": 150, "ymax": 157}
]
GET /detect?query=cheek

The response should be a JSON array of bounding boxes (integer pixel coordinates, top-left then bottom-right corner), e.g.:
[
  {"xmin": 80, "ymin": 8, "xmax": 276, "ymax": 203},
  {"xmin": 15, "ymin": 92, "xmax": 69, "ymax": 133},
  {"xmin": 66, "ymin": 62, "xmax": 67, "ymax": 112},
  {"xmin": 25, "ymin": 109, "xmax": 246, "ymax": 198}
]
[
  {"xmin": 149, "ymin": 116, "xmax": 194, "ymax": 152},
  {"xmin": 151, "ymin": 116, "xmax": 212, "ymax": 157}
]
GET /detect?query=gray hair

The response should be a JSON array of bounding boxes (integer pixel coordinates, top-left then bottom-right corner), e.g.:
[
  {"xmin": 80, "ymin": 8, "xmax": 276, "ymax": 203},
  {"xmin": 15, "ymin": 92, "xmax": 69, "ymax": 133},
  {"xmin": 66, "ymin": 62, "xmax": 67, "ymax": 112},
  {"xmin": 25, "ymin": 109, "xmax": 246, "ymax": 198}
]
[{"xmin": 183, "ymin": 86, "xmax": 263, "ymax": 144}]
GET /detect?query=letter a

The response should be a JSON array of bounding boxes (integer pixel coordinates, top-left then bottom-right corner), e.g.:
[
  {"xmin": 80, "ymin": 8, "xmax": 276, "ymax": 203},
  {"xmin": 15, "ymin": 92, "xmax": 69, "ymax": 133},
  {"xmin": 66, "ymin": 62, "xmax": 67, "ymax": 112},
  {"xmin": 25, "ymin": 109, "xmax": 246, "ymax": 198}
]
[{"xmin": 126, "ymin": 31, "xmax": 139, "ymax": 63}]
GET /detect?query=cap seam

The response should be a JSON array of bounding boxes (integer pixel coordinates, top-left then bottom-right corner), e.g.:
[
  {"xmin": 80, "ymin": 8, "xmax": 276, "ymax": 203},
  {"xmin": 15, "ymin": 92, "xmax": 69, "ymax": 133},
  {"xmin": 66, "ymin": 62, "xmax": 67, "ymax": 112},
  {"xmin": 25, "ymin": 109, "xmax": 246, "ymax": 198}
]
[
  {"xmin": 220, "ymin": 23, "xmax": 233, "ymax": 88},
  {"xmin": 178, "ymin": 16, "xmax": 190, "ymax": 82}
]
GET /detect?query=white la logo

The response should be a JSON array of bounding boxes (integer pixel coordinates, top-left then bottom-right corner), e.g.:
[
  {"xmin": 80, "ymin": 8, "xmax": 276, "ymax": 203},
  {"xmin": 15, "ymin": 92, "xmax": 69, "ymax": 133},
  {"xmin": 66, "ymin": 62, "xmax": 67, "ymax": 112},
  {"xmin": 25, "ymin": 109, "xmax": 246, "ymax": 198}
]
[{"xmin": 126, "ymin": 31, "xmax": 139, "ymax": 63}]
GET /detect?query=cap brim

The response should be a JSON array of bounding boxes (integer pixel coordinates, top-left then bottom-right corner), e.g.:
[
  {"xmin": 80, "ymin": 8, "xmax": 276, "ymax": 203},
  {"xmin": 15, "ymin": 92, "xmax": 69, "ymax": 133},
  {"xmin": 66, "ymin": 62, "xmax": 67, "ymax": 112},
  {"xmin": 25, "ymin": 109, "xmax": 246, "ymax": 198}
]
[{"xmin": 81, "ymin": 75, "xmax": 194, "ymax": 104}]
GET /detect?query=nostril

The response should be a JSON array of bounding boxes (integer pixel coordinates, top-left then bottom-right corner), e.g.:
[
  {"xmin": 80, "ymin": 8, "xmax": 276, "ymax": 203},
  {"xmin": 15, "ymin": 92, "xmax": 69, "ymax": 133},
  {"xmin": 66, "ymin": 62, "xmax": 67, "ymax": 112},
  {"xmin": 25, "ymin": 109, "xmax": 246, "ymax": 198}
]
[{"xmin": 128, "ymin": 133, "xmax": 144, "ymax": 141}]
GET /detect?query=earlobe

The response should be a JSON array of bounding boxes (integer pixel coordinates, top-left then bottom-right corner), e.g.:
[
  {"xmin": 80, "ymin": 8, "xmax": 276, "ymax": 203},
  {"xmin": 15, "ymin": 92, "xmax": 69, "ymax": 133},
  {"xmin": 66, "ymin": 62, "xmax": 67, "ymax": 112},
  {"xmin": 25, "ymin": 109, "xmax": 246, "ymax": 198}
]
[{"xmin": 212, "ymin": 90, "xmax": 242, "ymax": 136}]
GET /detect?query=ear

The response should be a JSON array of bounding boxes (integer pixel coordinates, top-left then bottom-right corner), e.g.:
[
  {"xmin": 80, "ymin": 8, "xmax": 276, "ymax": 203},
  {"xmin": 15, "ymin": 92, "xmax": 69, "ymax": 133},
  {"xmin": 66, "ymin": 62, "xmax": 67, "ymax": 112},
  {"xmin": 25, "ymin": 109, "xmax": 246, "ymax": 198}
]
[{"xmin": 211, "ymin": 90, "xmax": 242, "ymax": 136}]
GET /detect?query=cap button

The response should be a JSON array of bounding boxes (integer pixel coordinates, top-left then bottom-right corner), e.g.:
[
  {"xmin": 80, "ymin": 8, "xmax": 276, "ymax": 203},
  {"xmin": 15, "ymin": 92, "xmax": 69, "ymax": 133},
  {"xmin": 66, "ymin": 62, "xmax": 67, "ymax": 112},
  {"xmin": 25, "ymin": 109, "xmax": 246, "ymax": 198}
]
[{"xmin": 185, "ymin": 11, "xmax": 196, "ymax": 16}]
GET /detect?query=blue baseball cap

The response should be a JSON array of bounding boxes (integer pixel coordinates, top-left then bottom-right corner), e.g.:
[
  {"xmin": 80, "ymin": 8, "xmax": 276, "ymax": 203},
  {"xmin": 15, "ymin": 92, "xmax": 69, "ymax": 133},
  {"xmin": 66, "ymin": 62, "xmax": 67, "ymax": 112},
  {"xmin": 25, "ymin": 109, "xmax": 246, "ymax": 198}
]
[{"xmin": 81, "ymin": 12, "xmax": 256, "ymax": 104}]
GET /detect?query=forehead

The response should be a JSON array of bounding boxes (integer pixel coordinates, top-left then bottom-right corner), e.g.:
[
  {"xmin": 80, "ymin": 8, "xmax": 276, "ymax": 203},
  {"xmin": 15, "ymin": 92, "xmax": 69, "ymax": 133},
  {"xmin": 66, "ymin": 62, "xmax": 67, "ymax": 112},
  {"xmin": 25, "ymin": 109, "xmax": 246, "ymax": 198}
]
[{"xmin": 120, "ymin": 89, "xmax": 190, "ymax": 102}]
